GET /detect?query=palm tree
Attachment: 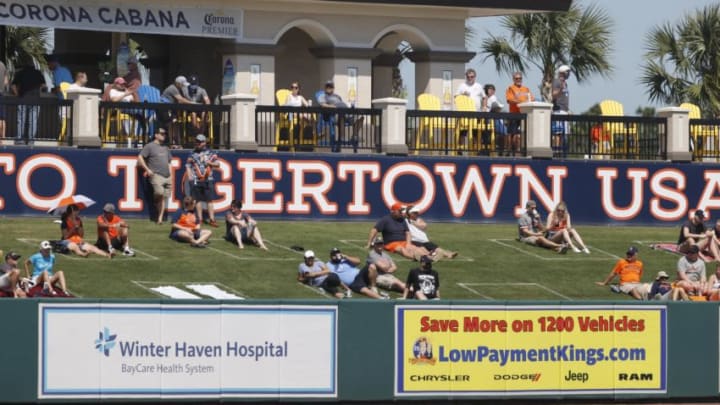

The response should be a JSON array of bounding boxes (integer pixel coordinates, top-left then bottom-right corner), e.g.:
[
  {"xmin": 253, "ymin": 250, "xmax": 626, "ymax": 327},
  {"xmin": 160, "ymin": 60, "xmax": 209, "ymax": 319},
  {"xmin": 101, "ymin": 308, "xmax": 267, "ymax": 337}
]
[
  {"xmin": 640, "ymin": 4, "xmax": 720, "ymax": 117},
  {"xmin": 480, "ymin": 3, "xmax": 613, "ymax": 103},
  {"xmin": 2, "ymin": 26, "xmax": 50, "ymax": 81}
]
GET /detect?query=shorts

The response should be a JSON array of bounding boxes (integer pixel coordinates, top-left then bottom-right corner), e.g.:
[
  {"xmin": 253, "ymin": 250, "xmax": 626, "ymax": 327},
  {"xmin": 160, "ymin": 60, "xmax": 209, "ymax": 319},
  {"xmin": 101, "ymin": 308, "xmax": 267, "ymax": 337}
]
[
  {"xmin": 318, "ymin": 273, "xmax": 342, "ymax": 294},
  {"xmin": 0, "ymin": 273, "xmax": 11, "ymax": 290},
  {"xmin": 619, "ymin": 282, "xmax": 643, "ymax": 294},
  {"xmin": 384, "ymin": 240, "xmax": 408, "ymax": 253},
  {"xmin": 191, "ymin": 181, "xmax": 216, "ymax": 202},
  {"xmin": 170, "ymin": 229, "xmax": 201, "ymax": 241},
  {"xmin": 412, "ymin": 241, "xmax": 438, "ymax": 252},
  {"xmin": 508, "ymin": 120, "xmax": 522, "ymax": 135},
  {"xmin": 225, "ymin": 227, "xmax": 251, "ymax": 243},
  {"xmin": 520, "ymin": 236, "xmax": 539, "ymax": 245},
  {"xmin": 376, "ymin": 273, "xmax": 400, "ymax": 290},
  {"xmin": 150, "ymin": 173, "xmax": 172, "ymax": 198},
  {"xmin": 59, "ymin": 239, "xmax": 87, "ymax": 251},
  {"xmin": 348, "ymin": 266, "xmax": 371, "ymax": 293},
  {"xmin": 96, "ymin": 237, "xmax": 124, "ymax": 251}
]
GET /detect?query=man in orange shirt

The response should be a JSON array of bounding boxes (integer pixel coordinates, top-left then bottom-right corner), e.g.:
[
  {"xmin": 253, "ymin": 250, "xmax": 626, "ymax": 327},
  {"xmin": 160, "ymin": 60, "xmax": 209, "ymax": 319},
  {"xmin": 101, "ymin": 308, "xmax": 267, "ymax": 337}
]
[
  {"xmin": 596, "ymin": 246, "xmax": 648, "ymax": 300},
  {"xmin": 505, "ymin": 72, "xmax": 534, "ymax": 156},
  {"xmin": 96, "ymin": 203, "xmax": 135, "ymax": 257}
]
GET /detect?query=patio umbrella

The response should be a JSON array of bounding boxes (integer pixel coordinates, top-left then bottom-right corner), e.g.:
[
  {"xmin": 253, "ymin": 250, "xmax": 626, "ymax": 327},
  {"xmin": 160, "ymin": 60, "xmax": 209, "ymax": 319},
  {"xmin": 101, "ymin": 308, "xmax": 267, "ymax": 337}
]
[{"xmin": 47, "ymin": 194, "xmax": 96, "ymax": 215}]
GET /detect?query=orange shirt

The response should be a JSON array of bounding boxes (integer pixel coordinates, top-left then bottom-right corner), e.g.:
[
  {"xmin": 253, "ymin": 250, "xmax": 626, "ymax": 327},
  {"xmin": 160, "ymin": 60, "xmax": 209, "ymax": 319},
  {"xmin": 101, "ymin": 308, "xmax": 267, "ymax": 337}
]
[
  {"xmin": 175, "ymin": 211, "xmax": 198, "ymax": 229},
  {"xmin": 612, "ymin": 258, "xmax": 643, "ymax": 284},
  {"xmin": 506, "ymin": 84, "xmax": 533, "ymax": 113},
  {"xmin": 97, "ymin": 214, "xmax": 122, "ymax": 239},
  {"xmin": 63, "ymin": 216, "xmax": 84, "ymax": 244}
]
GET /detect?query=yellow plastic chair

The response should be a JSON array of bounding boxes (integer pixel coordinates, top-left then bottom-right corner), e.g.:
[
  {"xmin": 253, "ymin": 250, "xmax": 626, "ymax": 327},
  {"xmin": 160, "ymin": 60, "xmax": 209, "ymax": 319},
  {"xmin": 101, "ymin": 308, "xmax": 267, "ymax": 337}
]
[
  {"xmin": 681, "ymin": 102, "xmax": 718, "ymax": 159},
  {"xmin": 58, "ymin": 82, "xmax": 70, "ymax": 142},
  {"xmin": 454, "ymin": 95, "xmax": 480, "ymax": 153},
  {"xmin": 599, "ymin": 99, "xmax": 638, "ymax": 157},
  {"xmin": 275, "ymin": 89, "xmax": 293, "ymax": 151},
  {"xmin": 415, "ymin": 93, "xmax": 451, "ymax": 154}
]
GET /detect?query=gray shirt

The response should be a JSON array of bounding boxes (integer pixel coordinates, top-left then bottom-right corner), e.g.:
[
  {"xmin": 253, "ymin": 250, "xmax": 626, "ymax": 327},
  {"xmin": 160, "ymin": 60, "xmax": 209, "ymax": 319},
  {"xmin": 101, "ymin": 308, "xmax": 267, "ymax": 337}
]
[
  {"xmin": 367, "ymin": 249, "xmax": 395, "ymax": 274},
  {"xmin": 161, "ymin": 84, "xmax": 188, "ymax": 103},
  {"xmin": 139, "ymin": 142, "xmax": 172, "ymax": 177},
  {"xmin": 318, "ymin": 91, "xmax": 348, "ymax": 108},
  {"xmin": 552, "ymin": 78, "xmax": 569, "ymax": 112},
  {"xmin": 518, "ymin": 212, "xmax": 541, "ymax": 239},
  {"xmin": 298, "ymin": 261, "xmax": 327, "ymax": 287},
  {"xmin": 677, "ymin": 256, "xmax": 706, "ymax": 283}
]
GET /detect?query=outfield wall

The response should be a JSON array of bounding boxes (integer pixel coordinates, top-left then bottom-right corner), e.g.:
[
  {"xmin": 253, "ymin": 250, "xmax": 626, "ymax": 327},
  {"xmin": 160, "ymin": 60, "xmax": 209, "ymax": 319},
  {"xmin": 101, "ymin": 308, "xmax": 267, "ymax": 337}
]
[
  {"xmin": 0, "ymin": 147, "xmax": 717, "ymax": 224},
  {"xmin": 0, "ymin": 300, "xmax": 718, "ymax": 402}
]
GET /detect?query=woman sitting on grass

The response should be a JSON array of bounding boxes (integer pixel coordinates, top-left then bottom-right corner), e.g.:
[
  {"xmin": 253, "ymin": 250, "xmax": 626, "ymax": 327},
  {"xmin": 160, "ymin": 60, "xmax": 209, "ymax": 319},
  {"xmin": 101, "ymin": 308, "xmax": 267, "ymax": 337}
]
[
  {"xmin": 224, "ymin": 199, "xmax": 269, "ymax": 250},
  {"xmin": 545, "ymin": 201, "xmax": 590, "ymax": 254},
  {"xmin": 170, "ymin": 196, "xmax": 212, "ymax": 248},
  {"xmin": 60, "ymin": 204, "xmax": 112, "ymax": 258}
]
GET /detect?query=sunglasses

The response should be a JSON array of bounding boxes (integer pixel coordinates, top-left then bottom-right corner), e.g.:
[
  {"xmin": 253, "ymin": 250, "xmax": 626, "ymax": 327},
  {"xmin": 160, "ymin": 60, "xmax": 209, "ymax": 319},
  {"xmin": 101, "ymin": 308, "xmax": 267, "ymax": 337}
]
[
  {"xmin": 291, "ymin": 85, "xmax": 299, "ymax": 89},
  {"xmin": 513, "ymin": 77, "xmax": 522, "ymax": 80}
]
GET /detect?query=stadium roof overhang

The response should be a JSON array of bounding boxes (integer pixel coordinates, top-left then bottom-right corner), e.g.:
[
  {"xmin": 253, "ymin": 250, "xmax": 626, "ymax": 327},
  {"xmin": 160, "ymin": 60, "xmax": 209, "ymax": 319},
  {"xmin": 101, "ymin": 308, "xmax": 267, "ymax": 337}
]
[{"xmin": 317, "ymin": 0, "xmax": 572, "ymax": 16}]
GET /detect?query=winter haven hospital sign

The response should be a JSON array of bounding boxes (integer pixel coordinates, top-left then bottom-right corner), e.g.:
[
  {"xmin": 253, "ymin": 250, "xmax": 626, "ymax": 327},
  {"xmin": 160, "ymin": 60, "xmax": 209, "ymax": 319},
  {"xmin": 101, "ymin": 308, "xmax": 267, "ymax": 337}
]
[
  {"xmin": 38, "ymin": 304, "xmax": 337, "ymax": 399},
  {"xmin": 0, "ymin": 0, "xmax": 242, "ymax": 38}
]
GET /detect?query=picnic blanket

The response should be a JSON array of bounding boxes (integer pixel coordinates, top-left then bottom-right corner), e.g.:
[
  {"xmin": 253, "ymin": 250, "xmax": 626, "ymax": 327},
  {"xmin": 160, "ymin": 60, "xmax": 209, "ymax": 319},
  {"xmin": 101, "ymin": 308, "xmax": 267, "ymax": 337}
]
[{"xmin": 650, "ymin": 242, "xmax": 715, "ymax": 262}]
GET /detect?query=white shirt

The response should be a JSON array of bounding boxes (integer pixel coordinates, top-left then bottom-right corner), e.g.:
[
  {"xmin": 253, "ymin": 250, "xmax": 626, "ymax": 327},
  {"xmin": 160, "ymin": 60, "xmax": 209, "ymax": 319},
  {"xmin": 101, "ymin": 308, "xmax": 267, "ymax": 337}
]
[
  {"xmin": 284, "ymin": 93, "xmax": 307, "ymax": 107},
  {"xmin": 406, "ymin": 219, "xmax": 429, "ymax": 244},
  {"xmin": 109, "ymin": 88, "xmax": 132, "ymax": 102},
  {"xmin": 455, "ymin": 81, "xmax": 485, "ymax": 111}
]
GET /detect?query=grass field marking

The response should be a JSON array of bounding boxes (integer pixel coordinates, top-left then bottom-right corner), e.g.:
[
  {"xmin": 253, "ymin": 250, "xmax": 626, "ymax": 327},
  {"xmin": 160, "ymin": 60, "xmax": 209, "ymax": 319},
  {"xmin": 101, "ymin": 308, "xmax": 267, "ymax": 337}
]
[
  {"xmin": 490, "ymin": 239, "xmax": 616, "ymax": 261},
  {"xmin": 265, "ymin": 239, "xmax": 304, "ymax": 255},
  {"xmin": 16, "ymin": 238, "xmax": 159, "ymax": 261},
  {"xmin": 457, "ymin": 282, "xmax": 572, "ymax": 301},
  {"xmin": 456, "ymin": 282, "xmax": 494, "ymax": 300},
  {"xmin": 588, "ymin": 246, "xmax": 622, "ymax": 260},
  {"xmin": 204, "ymin": 245, "xmax": 297, "ymax": 261},
  {"xmin": 298, "ymin": 282, "xmax": 332, "ymax": 298},
  {"xmin": 132, "ymin": 280, "xmax": 247, "ymax": 299},
  {"xmin": 338, "ymin": 239, "xmax": 475, "ymax": 262}
]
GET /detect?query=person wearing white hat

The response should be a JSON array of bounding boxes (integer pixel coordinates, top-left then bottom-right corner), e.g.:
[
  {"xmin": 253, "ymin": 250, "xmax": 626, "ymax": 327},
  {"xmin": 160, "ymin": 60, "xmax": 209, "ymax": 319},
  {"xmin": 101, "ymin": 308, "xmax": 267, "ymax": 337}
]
[
  {"xmin": 24, "ymin": 241, "xmax": 69, "ymax": 296},
  {"xmin": 297, "ymin": 250, "xmax": 351, "ymax": 299},
  {"xmin": 649, "ymin": 270, "xmax": 688, "ymax": 301},
  {"xmin": 161, "ymin": 75, "xmax": 195, "ymax": 147},
  {"xmin": 405, "ymin": 206, "xmax": 458, "ymax": 261}
]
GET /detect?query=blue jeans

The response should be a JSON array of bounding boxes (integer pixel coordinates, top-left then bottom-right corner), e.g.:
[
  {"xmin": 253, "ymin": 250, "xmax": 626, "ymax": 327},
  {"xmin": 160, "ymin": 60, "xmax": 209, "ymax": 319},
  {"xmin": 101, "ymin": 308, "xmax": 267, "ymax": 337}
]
[{"xmin": 17, "ymin": 103, "xmax": 39, "ymax": 143}]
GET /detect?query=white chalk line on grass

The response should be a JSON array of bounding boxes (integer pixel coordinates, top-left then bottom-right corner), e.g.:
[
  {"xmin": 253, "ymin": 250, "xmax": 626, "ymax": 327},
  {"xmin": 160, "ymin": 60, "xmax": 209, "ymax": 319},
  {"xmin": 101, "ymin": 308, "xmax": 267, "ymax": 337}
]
[
  {"xmin": 456, "ymin": 283, "xmax": 494, "ymax": 300},
  {"xmin": 457, "ymin": 282, "xmax": 572, "ymax": 301},
  {"xmin": 132, "ymin": 280, "xmax": 247, "ymax": 299},
  {"xmin": 339, "ymin": 239, "xmax": 475, "ymax": 262},
  {"xmin": 298, "ymin": 282, "xmax": 332, "ymax": 298},
  {"xmin": 489, "ymin": 239, "xmax": 616, "ymax": 261},
  {"xmin": 16, "ymin": 238, "xmax": 159, "ymax": 261},
  {"xmin": 205, "ymin": 245, "xmax": 297, "ymax": 261}
]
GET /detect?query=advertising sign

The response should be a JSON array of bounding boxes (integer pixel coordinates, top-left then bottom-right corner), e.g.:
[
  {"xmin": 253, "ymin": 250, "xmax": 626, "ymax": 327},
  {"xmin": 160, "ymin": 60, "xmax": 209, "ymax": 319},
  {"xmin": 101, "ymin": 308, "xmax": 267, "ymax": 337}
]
[
  {"xmin": 0, "ymin": 0, "xmax": 242, "ymax": 38},
  {"xmin": 38, "ymin": 304, "xmax": 337, "ymax": 399},
  {"xmin": 395, "ymin": 305, "xmax": 666, "ymax": 396}
]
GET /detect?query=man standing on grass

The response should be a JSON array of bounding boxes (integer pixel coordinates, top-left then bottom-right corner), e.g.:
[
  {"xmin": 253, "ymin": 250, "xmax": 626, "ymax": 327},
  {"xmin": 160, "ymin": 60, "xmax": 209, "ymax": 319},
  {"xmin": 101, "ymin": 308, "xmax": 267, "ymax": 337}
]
[
  {"xmin": 518, "ymin": 200, "xmax": 568, "ymax": 254},
  {"xmin": 185, "ymin": 134, "xmax": 220, "ymax": 227},
  {"xmin": 138, "ymin": 128, "xmax": 172, "ymax": 224},
  {"xmin": 596, "ymin": 246, "xmax": 648, "ymax": 300}
]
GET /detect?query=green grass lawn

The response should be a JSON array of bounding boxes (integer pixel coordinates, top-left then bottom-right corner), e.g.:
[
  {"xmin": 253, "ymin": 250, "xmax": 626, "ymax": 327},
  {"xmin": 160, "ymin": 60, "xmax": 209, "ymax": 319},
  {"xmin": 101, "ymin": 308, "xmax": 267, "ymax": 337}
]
[{"xmin": 0, "ymin": 217, "xmax": 689, "ymax": 300}]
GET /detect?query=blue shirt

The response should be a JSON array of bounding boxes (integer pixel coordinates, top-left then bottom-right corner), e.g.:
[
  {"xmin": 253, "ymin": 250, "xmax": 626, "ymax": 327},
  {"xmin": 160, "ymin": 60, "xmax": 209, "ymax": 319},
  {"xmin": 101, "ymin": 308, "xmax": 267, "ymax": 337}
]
[
  {"xmin": 29, "ymin": 252, "xmax": 55, "ymax": 278},
  {"xmin": 326, "ymin": 259, "xmax": 359, "ymax": 285},
  {"xmin": 52, "ymin": 65, "xmax": 72, "ymax": 98}
]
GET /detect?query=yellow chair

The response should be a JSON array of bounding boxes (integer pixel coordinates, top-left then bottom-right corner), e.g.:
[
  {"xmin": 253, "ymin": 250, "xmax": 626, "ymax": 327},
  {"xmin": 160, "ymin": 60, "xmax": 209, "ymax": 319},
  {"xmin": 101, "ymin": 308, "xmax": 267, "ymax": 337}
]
[
  {"xmin": 103, "ymin": 105, "xmax": 136, "ymax": 146},
  {"xmin": 681, "ymin": 102, "xmax": 718, "ymax": 159},
  {"xmin": 454, "ymin": 94, "xmax": 487, "ymax": 154},
  {"xmin": 599, "ymin": 99, "xmax": 638, "ymax": 157},
  {"xmin": 58, "ymin": 82, "xmax": 70, "ymax": 142},
  {"xmin": 275, "ymin": 89, "xmax": 293, "ymax": 151},
  {"xmin": 415, "ymin": 93, "xmax": 451, "ymax": 154}
]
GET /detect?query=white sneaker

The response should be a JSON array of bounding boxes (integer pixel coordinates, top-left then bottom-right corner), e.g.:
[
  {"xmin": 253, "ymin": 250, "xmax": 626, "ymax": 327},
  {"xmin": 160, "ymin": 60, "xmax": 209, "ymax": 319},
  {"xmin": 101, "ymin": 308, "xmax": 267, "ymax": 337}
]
[
  {"xmin": 108, "ymin": 247, "xmax": 115, "ymax": 256},
  {"xmin": 123, "ymin": 247, "xmax": 136, "ymax": 257},
  {"xmin": 344, "ymin": 290, "xmax": 352, "ymax": 298},
  {"xmin": 583, "ymin": 247, "xmax": 590, "ymax": 254},
  {"xmin": 572, "ymin": 246, "xmax": 581, "ymax": 253},
  {"xmin": 379, "ymin": 291, "xmax": 390, "ymax": 299}
]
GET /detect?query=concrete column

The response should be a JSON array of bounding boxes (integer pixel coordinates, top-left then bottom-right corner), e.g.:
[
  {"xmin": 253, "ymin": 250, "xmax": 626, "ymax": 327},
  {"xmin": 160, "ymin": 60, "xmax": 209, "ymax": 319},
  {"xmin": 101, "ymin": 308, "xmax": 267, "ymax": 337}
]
[
  {"xmin": 658, "ymin": 107, "xmax": 691, "ymax": 162},
  {"xmin": 311, "ymin": 47, "xmax": 381, "ymax": 108},
  {"xmin": 66, "ymin": 87, "xmax": 101, "ymax": 148},
  {"xmin": 221, "ymin": 93, "xmax": 258, "ymax": 152},
  {"xmin": 373, "ymin": 97, "xmax": 408, "ymax": 155},
  {"xmin": 407, "ymin": 51, "xmax": 475, "ymax": 110},
  {"xmin": 519, "ymin": 101, "xmax": 553, "ymax": 159}
]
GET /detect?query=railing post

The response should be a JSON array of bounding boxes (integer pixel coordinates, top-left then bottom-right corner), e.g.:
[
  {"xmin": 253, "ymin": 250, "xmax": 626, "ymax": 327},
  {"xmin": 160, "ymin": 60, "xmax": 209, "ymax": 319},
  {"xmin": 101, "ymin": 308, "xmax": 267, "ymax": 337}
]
[
  {"xmin": 519, "ymin": 101, "xmax": 553, "ymax": 159},
  {"xmin": 657, "ymin": 107, "xmax": 691, "ymax": 162},
  {"xmin": 221, "ymin": 93, "xmax": 258, "ymax": 152},
  {"xmin": 66, "ymin": 87, "xmax": 101, "ymax": 148},
  {"xmin": 372, "ymin": 97, "xmax": 408, "ymax": 155}
]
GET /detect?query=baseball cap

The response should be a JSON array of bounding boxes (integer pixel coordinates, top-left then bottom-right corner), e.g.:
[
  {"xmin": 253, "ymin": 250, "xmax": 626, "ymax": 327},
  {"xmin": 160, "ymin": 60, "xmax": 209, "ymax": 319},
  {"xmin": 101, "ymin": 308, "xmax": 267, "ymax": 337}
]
[
  {"xmin": 626, "ymin": 246, "xmax": 639, "ymax": 256},
  {"xmin": 688, "ymin": 244, "xmax": 700, "ymax": 254},
  {"xmin": 40, "ymin": 240, "xmax": 52, "ymax": 250},
  {"xmin": 189, "ymin": 75, "xmax": 199, "ymax": 86},
  {"xmin": 113, "ymin": 77, "xmax": 126, "ymax": 85},
  {"xmin": 526, "ymin": 200, "xmax": 537, "ymax": 208},
  {"xmin": 420, "ymin": 255, "xmax": 433, "ymax": 264},
  {"xmin": 304, "ymin": 250, "xmax": 315, "ymax": 259},
  {"xmin": 175, "ymin": 76, "xmax": 189, "ymax": 87},
  {"xmin": 103, "ymin": 203, "xmax": 116, "ymax": 213},
  {"xmin": 373, "ymin": 236, "xmax": 384, "ymax": 245},
  {"xmin": 330, "ymin": 247, "xmax": 341, "ymax": 256},
  {"xmin": 694, "ymin": 209, "xmax": 705, "ymax": 219},
  {"xmin": 325, "ymin": 80, "xmax": 334, "ymax": 88},
  {"xmin": 391, "ymin": 202, "xmax": 404, "ymax": 211},
  {"xmin": 656, "ymin": 271, "xmax": 670, "ymax": 280},
  {"xmin": 5, "ymin": 251, "xmax": 21, "ymax": 260},
  {"xmin": 195, "ymin": 134, "xmax": 207, "ymax": 142},
  {"xmin": 558, "ymin": 65, "xmax": 571, "ymax": 73},
  {"xmin": 408, "ymin": 206, "xmax": 420, "ymax": 214}
]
